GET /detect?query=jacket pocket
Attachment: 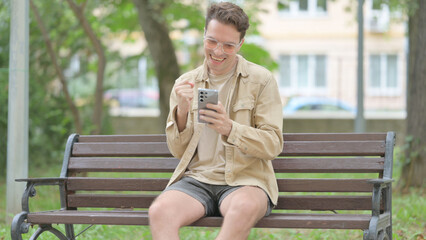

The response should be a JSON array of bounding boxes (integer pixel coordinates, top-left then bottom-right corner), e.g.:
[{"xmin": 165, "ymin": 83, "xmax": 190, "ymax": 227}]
[
  {"xmin": 232, "ymin": 97, "xmax": 255, "ymax": 112},
  {"xmin": 232, "ymin": 97, "xmax": 255, "ymax": 125}
]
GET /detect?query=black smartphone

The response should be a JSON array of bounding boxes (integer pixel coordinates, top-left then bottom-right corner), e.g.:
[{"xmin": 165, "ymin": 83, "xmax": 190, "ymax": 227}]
[{"xmin": 198, "ymin": 88, "xmax": 218, "ymax": 123}]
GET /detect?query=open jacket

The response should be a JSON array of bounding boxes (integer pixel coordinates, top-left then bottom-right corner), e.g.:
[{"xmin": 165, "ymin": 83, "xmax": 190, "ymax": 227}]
[{"xmin": 165, "ymin": 55, "xmax": 283, "ymax": 205}]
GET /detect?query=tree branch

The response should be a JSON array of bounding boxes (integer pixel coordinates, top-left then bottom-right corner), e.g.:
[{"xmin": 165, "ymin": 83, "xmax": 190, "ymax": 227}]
[
  {"xmin": 30, "ymin": 0, "xmax": 82, "ymax": 133},
  {"xmin": 66, "ymin": 0, "xmax": 106, "ymax": 134}
]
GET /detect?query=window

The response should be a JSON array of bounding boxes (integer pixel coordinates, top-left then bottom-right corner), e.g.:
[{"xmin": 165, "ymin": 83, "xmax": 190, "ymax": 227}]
[
  {"xmin": 278, "ymin": 0, "xmax": 327, "ymax": 16},
  {"xmin": 368, "ymin": 54, "xmax": 399, "ymax": 96},
  {"xmin": 279, "ymin": 54, "xmax": 327, "ymax": 95},
  {"xmin": 365, "ymin": 0, "xmax": 390, "ymax": 32}
]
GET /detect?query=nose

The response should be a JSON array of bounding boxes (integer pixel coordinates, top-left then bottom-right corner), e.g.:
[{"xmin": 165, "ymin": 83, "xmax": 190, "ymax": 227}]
[{"xmin": 213, "ymin": 43, "xmax": 225, "ymax": 55}]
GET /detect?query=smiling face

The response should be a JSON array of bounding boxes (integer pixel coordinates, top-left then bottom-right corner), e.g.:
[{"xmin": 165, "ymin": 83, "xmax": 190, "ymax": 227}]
[{"xmin": 204, "ymin": 19, "xmax": 243, "ymax": 76}]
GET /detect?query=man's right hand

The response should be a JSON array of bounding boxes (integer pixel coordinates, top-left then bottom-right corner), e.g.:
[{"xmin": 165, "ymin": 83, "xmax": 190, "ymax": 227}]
[{"xmin": 174, "ymin": 80, "xmax": 194, "ymax": 131}]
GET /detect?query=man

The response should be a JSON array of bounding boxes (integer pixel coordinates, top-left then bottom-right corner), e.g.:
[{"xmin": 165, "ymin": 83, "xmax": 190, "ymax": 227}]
[{"xmin": 149, "ymin": 2, "xmax": 283, "ymax": 240}]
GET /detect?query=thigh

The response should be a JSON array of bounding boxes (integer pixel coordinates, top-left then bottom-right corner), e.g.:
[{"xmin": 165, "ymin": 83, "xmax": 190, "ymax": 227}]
[
  {"xmin": 219, "ymin": 186, "xmax": 268, "ymax": 220},
  {"xmin": 151, "ymin": 190, "xmax": 205, "ymax": 226}
]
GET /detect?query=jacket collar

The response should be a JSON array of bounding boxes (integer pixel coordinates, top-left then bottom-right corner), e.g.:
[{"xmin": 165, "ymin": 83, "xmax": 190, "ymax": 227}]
[{"xmin": 195, "ymin": 54, "xmax": 249, "ymax": 82}]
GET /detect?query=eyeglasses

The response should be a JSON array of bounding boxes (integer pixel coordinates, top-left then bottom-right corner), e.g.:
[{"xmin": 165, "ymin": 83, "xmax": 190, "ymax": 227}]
[{"xmin": 203, "ymin": 37, "xmax": 242, "ymax": 54}]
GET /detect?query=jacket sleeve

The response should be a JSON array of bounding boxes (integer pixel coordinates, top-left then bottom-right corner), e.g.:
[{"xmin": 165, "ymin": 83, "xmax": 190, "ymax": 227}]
[
  {"xmin": 224, "ymin": 74, "xmax": 283, "ymax": 160},
  {"xmin": 165, "ymin": 77, "xmax": 194, "ymax": 159}
]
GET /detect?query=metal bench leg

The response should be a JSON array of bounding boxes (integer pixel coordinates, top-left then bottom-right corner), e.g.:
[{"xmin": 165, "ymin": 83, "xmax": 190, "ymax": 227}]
[
  {"xmin": 386, "ymin": 226, "xmax": 392, "ymax": 240},
  {"xmin": 11, "ymin": 212, "xmax": 30, "ymax": 240},
  {"xmin": 65, "ymin": 224, "xmax": 76, "ymax": 240},
  {"xmin": 29, "ymin": 224, "xmax": 68, "ymax": 240},
  {"xmin": 364, "ymin": 229, "xmax": 391, "ymax": 240}
]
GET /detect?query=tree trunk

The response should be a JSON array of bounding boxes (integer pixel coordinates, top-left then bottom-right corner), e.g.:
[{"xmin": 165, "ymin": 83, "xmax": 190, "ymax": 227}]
[
  {"xmin": 133, "ymin": 0, "xmax": 180, "ymax": 130},
  {"xmin": 400, "ymin": 0, "xmax": 426, "ymax": 188},
  {"xmin": 30, "ymin": 0, "xmax": 83, "ymax": 133},
  {"xmin": 66, "ymin": 0, "xmax": 106, "ymax": 134}
]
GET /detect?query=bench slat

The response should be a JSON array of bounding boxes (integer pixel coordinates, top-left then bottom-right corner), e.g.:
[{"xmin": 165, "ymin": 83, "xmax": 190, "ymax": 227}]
[
  {"xmin": 273, "ymin": 158, "xmax": 384, "ymax": 173},
  {"xmin": 68, "ymin": 157, "xmax": 383, "ymax": 173},
  {"xmin": 67, "ymin": 178, "xmax": 373, "ymax": 192},
  {"xmin": 67, "ymin": 178, "xmax": 169, "ymax": 191},
  {"xmin": 77, "ymin": 133, "xmax": 386, "ymax": 143},
  {"xmin": 68, "ymin": 158, "xmax": 178, "ymax": 172},
  {"xmin": 283, "ymin": 133, "xmax": 386, "ymax": 141},
  {"xmin": 72, "ymin": 143, "xmax": 173, "ymax": 157},
  {"xmin": 67, "ymin": 194, "xmax": 372, "ymax": 210},
  {"xmin": 27, "ymin": 210, "xmax": 371, "ymax": 229},
  {"xmin": 78, "ymin": 135, "xmax": 167, "ymax": 143},
  {"xmin": 277, "ymin": 179, "xmax": 373, "ymax": 192},
  {"xmin": 280, "ymin": 141, "xmax": 385, "ymax": 156},
  {"xmin": 72, "ymin": 141, "xmax": 385, "ymax": 157}
]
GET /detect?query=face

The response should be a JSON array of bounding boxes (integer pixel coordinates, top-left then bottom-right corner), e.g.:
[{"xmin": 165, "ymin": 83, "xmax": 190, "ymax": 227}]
[{"xmin": 204, "ymin": 19, "xmax": 244, "ymax": 76}]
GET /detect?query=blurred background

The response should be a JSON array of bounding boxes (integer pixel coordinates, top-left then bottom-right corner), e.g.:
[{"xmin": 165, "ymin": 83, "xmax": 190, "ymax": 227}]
[
  {"xmin": 0, "ymin": 0, "xmax": 409, "ymax": 137},
  {"xmin": 1, "ymin": 0, "xmax": 422, "ymax": 176},
  {"xmin": 1, "ymin": 0, "xmax": 425, "ymax": 238}
]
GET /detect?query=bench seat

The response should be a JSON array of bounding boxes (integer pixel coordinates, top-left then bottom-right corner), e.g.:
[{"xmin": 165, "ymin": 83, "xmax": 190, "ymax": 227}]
[{"xmin": 28, "ymin": 210, "xmax": 372, "ymax": 229}]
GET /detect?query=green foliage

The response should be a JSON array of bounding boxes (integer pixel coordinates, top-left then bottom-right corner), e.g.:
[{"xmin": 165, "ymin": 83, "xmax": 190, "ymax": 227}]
[
  {"xmin": 0, "ymin": 0, "xmax": 10, "ymax": 177},
  {"xmin": 240, "ymin": 43, "xmax": 278, "ymax": 71},
  {"xmin": 396, "ymin": 135, "xmax": 419, "ymax": 167},
  {"xmin": 0, "ymin": 72, "xmax": 8, "ymax": 177},
  {"xmin": 163, "ymin": 2, "xmax": 205, "ymax": 31},
  {"xmin": 375, "ymin": 0, "xmax": 419, "ymax": 16},
  {"xmin": 0, "ymin": 0, "xmax": 278, "ymax": 175}
]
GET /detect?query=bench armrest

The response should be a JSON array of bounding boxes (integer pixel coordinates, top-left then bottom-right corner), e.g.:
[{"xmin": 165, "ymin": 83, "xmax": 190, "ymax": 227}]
[
  {"xmin": 367, "ymin": 178, "xmax": 393, "ymax": 217},
  {"xmin": 16, "ymin": 177, "xmax": 67, "ymax": 213},
  {"xmin": 367, "ymin": 178, "xmax": 394, "ymax": 187},
  {"xmin": 16, "ymin": 177, "xmax": 67, "ymax": 185}
]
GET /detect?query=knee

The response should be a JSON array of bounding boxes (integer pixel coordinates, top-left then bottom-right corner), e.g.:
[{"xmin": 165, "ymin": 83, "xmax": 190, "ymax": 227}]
[
  {"xmin": 227, "ymin": 197, "xmax": 264, "ymax": 219},
  {"xmin": 148, "ymin": 200, "xmax": 172, "ymax": 223}
]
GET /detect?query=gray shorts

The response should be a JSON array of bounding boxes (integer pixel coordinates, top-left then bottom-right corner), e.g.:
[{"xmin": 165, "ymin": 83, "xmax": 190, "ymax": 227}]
[{"xmin": 163, "ymin": 176, "xmax": 273, "ymax": 217}]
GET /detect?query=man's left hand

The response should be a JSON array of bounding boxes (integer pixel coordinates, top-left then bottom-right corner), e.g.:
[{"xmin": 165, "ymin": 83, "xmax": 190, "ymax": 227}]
[{"xmin": 199, "ymin": 101, "xmax": 232, "ymax": 136}]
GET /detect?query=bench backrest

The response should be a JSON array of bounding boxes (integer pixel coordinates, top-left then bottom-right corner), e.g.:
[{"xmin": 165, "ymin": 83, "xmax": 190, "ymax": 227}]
[{"xmin": 61, "ymin": 132, "xmax": 395, "ymax": 212}]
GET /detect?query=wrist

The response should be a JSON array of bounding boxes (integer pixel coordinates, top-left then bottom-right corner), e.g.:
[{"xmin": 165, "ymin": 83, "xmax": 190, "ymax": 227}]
[
  {"xmin": 224, "ymin": 120, "xmax": 233, "ymax": 137},
  {"xmin": 176, "ymin": 106, "xmax": 188, "ymax": 118}
]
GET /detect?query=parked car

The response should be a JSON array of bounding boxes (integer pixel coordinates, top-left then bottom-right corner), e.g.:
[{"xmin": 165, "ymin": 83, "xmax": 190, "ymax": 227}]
[
  {"xmin": 283, "ymin": 97, "xmax": 355, "ymax": 115},
  {"xmin": 104, "ymin": 88, "xmax": 159, "ymax": 108}
]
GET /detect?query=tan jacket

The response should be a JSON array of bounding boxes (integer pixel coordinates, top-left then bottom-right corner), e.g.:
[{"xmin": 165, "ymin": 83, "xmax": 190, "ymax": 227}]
[{"xmin": 165, "ymin": 55, "xmax": 283, "ymax": 205}]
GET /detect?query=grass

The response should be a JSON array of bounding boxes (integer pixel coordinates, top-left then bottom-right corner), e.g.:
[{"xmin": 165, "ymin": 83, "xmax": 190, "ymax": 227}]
[{"xmin": 0, "ymin": 160, "xmax": 425, "ymax": 240}]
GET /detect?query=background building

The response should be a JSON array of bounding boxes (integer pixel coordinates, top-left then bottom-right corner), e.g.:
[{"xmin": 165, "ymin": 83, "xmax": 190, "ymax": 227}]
[{"xmin": 258, "ymin": 0, "xmax": 406, "ymax": 117}]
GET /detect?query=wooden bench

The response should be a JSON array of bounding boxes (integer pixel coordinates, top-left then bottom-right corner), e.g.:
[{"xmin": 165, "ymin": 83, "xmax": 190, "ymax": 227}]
[{"xmin": 11, "ymin": 132, "xmax": 395, "ymax": 240}]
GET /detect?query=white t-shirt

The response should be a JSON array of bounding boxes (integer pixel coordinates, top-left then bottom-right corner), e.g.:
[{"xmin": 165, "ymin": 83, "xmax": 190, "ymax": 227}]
[{"xmin": 185, "ymin": 65, "xmax": 237, "ymax": 185}]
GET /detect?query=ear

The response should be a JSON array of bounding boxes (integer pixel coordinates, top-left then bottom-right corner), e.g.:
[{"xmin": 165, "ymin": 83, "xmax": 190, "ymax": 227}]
[{"xmin": 237, "ymin": 38, "xmax": 245, "ymax": 51}]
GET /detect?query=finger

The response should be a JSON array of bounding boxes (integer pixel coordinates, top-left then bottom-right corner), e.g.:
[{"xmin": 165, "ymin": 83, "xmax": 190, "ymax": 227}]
[
  {"xmin": 199, "ymin": 114, "xmax": 216, "ymax": 124},
  {"xmin": 177, "ymin": 79, "xmax": 194, "ymax": 88},
  {"xmin": 206, "ymin": 103, "xmax": 224, "ymax": 114},
  {"xmin": 176, "ymin": 87, "xmax": 195, "ymax": 97},
  {"xmin": 200, "ymin": 111, "xmax": 223, "ymax": 124},
  {"xmin": 175, "ymin": 84, "xmax": 193, "ymax": 92}
]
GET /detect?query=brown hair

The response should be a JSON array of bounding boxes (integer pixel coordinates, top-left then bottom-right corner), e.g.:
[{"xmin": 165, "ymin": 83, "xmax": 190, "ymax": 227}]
[{"xmin": 205, "ymin": 2, "xmax": 250, "ymax": 40}]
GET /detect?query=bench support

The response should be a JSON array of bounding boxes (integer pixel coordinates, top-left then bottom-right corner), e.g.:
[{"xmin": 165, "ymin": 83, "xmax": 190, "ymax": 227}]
[
  {"xmin": 364, "ymin": 178, "xmax": 393, "ymax": 240},
  {"xmin": 11, "ymin": 212, "xmax": 30, "ymax": 240},
  {"xmin": 29, "ymin": 225, "xmax": 68, "ymax": 240}
]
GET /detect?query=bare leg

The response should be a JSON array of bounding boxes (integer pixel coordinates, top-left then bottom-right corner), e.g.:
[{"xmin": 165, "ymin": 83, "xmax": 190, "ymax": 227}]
[
  {"xmin": 149, "ymin": 190, "xmax": 205, "ymax": 240},
  {"xmin": 216, "ymin": 186, "xmax": 268, "ymax": 240}
]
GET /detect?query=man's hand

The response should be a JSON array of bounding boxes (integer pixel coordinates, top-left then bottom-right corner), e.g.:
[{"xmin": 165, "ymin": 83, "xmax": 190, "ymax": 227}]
[
  {"xmin": 199, "ymin": 101, "xmax": 233, "ymax": 136},
  {"xmin": 174, "ymin": 80, "xmax": 194, "ymax": 132},
  {"xmin": 175, "ymin": 80, "xmax": 194, "ymax": 115}
]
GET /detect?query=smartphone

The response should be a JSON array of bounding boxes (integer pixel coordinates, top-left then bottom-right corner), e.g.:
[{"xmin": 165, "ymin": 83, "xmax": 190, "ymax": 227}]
[{"xmin": 198, "ymin": 88, "xmax": 218, "ymax": 123}]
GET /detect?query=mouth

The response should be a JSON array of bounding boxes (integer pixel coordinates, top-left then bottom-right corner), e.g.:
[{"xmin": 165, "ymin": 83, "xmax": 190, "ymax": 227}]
[{"xmin": 210, "ymin": 54, "xmax": 226, "ymax": 63}]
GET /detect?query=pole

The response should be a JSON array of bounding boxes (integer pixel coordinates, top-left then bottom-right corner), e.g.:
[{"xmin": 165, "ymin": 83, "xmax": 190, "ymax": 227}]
[
  {"xmin": 6, "ymin": 0, "xmax": 29, "ymax": 223},
  {"xmin": 355, "ymin": 0, "xmax": 366, "ymax": 132}
]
